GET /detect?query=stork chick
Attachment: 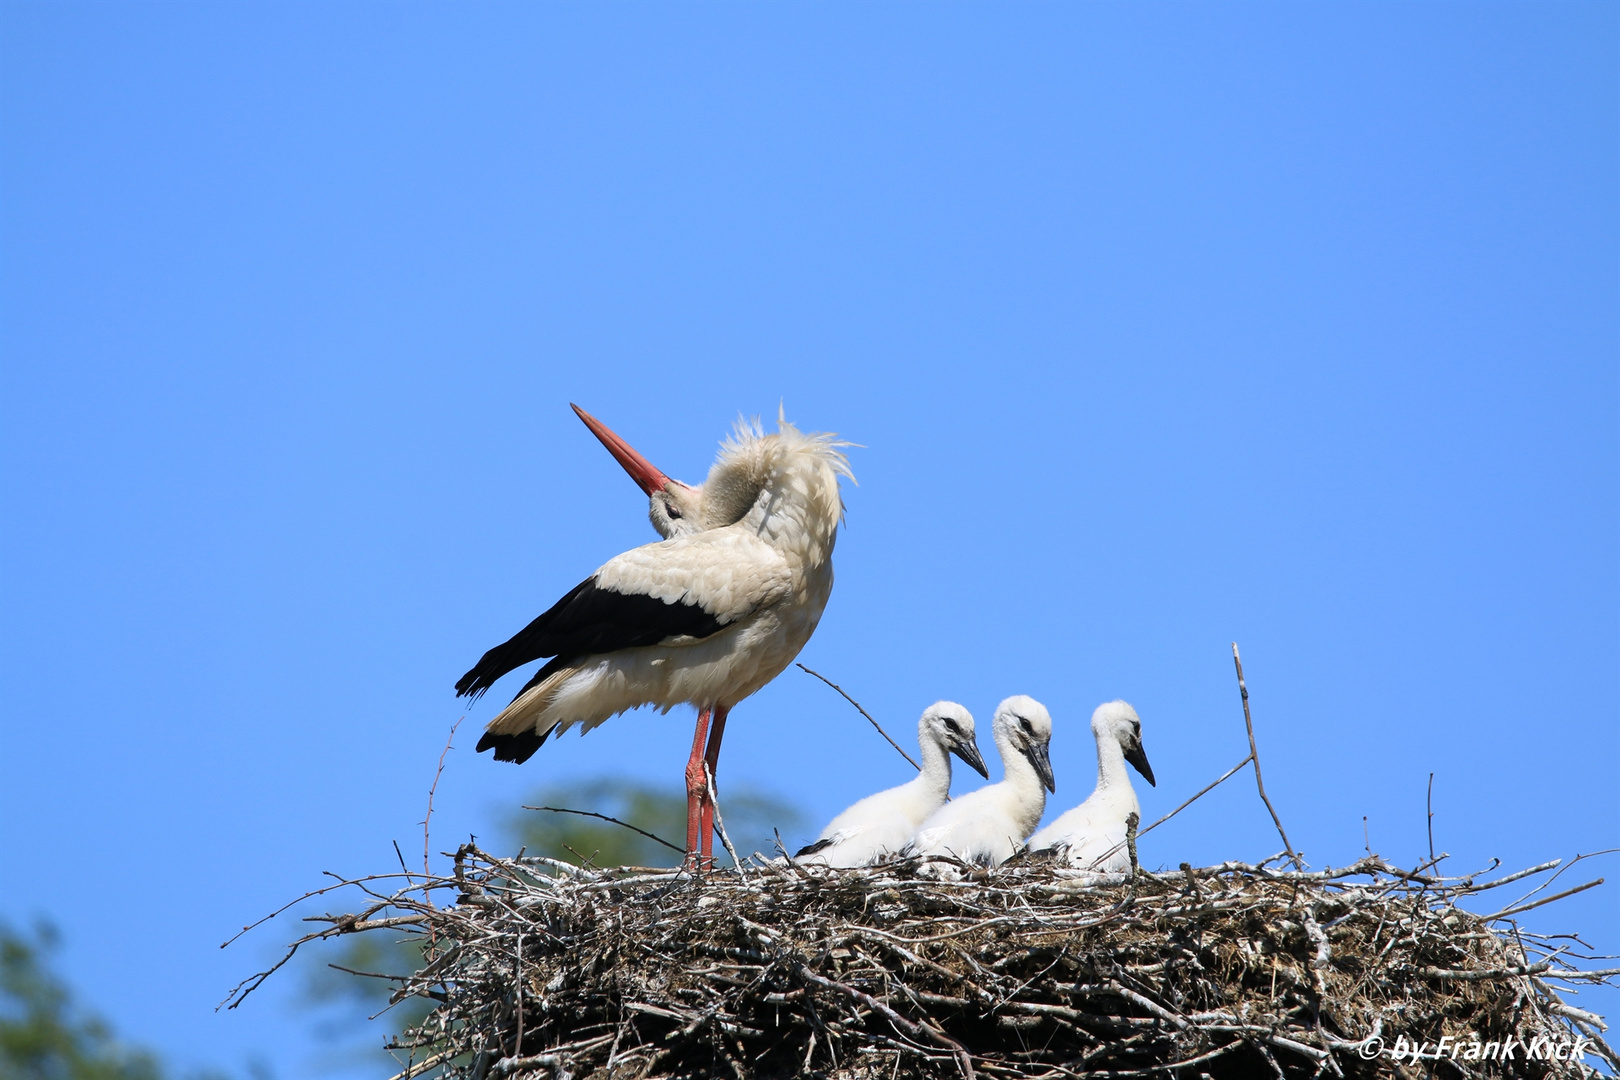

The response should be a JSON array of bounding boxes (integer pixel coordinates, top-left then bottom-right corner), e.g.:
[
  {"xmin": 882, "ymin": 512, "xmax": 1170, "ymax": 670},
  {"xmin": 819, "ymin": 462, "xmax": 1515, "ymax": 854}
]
[
  {"xmin": 903, "ymin": 695, "xmax": 1055, "ymax": 872},
  {"xmin": 796, "ymin": 702, "xmax": 989, "ymax": 868},
  {"xmin": 457, "ymin": 410, "xmax": 855, "ymax": 867},
  {"xmin": 1026, "ymin": 700, "xmax": 1155, "ymax": 871}
]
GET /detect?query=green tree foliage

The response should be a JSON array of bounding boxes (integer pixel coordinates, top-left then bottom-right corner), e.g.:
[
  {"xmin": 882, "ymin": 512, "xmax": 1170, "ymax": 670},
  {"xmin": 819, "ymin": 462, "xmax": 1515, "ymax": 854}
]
[
  {"xmin": 302, "ymin": 776, "xmax": 804, "ymax": 1069},
  {"xmin": 509, "ymin": 776, "xmax": 805, "ymax": 869},
  {"xmin": 0, "ymin": 920, "xmax": 164, "ymax": 1080}
]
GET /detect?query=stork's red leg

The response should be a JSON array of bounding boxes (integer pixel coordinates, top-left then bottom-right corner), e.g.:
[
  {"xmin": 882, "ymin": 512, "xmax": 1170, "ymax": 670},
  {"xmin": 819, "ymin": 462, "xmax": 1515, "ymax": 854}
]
[
  {"xmin": 699, "ymin": 705, "xmax": 730, "ymax": 866},
  {"xmin": 684, "ymin": 707, "xmax": 713, "ymax": 864}
]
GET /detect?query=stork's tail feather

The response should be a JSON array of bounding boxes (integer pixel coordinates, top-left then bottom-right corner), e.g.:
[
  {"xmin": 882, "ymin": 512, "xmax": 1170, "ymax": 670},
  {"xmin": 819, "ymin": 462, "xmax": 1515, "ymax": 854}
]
[
  {"xmin": 474, "ymin": 658, "xmax": 575, "ymax": 764},
  {"xmin": 476, "ymin": 728, "xmax": 549, "ymax": 764}
]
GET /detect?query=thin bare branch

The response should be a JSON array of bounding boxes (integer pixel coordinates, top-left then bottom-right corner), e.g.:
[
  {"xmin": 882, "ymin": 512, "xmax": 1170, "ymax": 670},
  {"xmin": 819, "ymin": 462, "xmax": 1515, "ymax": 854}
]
[
  {"xmin": 1086, "ymin": 753, "xmax": 1253, "ymax": 869},
  {"xmin": 705, "ymin": 763, "xmax": 745, "ymax": 873},
  {"xmin": 1484, "ymin": 878, "xmax": 1606, "ymax": 922},
  {"xmin": 1426, "ymin": 771, "xmax": 1436, "ymax": 864},
  {"xmin": 1232, "ymin": 643, "xmax": 1301, "ymax": 869},
  {"xmin": 422, "ymin": 716, "xmax": 463, "ymax": 892},
  {"xmin": 522, "ymin": 805, "xmax": 684, "ymax": 855},
  {"xmin": 796, "ymin": 662, "xmax": 921, "ymax": 771}
]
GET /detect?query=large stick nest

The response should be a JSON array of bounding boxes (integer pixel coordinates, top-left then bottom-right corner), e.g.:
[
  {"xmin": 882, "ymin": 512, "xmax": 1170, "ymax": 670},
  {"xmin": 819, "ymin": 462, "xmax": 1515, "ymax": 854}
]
[{"xmin": 239, "ymin": 845, "xmax": 1617, "ymax": 1080}]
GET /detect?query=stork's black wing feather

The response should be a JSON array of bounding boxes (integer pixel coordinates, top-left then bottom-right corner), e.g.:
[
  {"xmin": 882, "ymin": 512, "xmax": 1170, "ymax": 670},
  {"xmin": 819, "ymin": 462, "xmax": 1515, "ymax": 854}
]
[
  {"xmin": 795, "ymin": 837, "xmax": 836, "ymax": 858},
  {"xmin": 454, "ymin": 575, "xmax": 729, "ymax": 700}
]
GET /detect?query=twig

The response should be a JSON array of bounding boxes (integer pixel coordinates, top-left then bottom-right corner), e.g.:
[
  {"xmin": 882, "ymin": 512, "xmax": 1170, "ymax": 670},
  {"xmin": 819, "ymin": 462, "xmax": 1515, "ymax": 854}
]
[
  {"xmin": 1231, "ymin": 643, "xmax": 1301, "ymax": 869},
  {"xmin": 793, "ymin": 963, "xmax": 977, "ymax": 1080},
  {"xmin": 1138, "ymin": 754, "xmax": 1252, "ymax": 842},
  {"xmin": 1484, "ymin": 878, "xmax": 1606, "ymax": 922},
  {"xmin": 327, "ymin": 962, "xmax": 407, "ymax": 982},
  {"xmin": 1124, "ymin": 812, "xmax": 1140, "ymax": 876},
  {"xmin": 1420, "ymin": 962, "xmax": 1553, "ymax": 981},
  {"xmin": 1500, "ymin": 848, "xmax": 1620, "ymax": 913},
  {"xmin": 1473, "ymin": 859, "xmax": 1562, "ymax": 893},
  {"xmin": 1426, "ymin": 772, "xmax": 1436, "ymax": 864},
  {"xmin": 706, "ymin": 764, "xmax": 745, "ymax": 872},
  {"xmin": 522, "ymin": 806, "xmax": 684, "ymax": 856},
  {"xmin": 489, "ymin": 1054, "xmax": 570, "ymax": 1079},
  {"xmin": 422, "ymin": 716, "xmax": 464, "ymax": 890},
  {"xmin": 1086, "ymin": 753, "xmax": 1253, "ymax": 868},
  {"xmin": 796, "ymin": 663, "xmax": 921, "ymax": 771},
  {"xmin": 218, "ymin": 872, "xmax": 415, "ymax": 949}
]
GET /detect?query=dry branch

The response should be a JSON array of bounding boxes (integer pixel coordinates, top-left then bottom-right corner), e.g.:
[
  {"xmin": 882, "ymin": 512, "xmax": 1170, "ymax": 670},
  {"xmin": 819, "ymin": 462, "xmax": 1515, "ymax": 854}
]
[
  {"xmin": 797, "ymin": 663, "xmax": 921, "ymax": 772},
  {"xmin": 1232, "ymin": 643, "xmax": 1300, "ymax": 869}
]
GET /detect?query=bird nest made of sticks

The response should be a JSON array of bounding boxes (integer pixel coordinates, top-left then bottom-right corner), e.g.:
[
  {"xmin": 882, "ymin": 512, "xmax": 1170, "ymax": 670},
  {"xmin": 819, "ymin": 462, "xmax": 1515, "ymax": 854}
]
[{"xmin": 227, "ymin": 843, "xmax": 1617, "ymax": 1080}]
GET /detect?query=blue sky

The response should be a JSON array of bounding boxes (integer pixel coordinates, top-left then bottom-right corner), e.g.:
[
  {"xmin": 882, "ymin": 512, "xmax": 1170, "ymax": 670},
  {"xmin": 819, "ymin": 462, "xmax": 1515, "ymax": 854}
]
[{"xmin": 2, "ymin": 3, "xmax": 1615, "ymax": 1076}]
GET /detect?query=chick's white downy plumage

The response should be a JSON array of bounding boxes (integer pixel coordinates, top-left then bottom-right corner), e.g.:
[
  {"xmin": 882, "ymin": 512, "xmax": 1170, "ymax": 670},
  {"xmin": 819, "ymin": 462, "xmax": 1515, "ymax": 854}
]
[
  {"xmin": 903, "ymin": 695, "xmax": 1056, "ymax": 871},
  {"xmin": 796, "ymin": 702, "xmax": 990, "ymax": 868},
  {"xmin": 1026, "ymin": 700, "xmax": 1156, "ymax": 871}
]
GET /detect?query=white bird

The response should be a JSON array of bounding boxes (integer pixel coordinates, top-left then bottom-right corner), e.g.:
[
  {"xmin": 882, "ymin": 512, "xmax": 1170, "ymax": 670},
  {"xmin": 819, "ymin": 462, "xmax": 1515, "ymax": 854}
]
[
  {"xmin": 903, "ymin": 695, "xmax": 1056, "ymax": 871},
  {"xmin": 572, "ymin": 404, "xmax": 759, "ymax": 540},
  {"xmin": 457, "ymin": 409, "xmax": 855, "ymax": 866},
  {"xmin": 795, "ymin": 702, "xmax": 990, "ymax": 868},
  {"xmin": 1026, "ymin": 700, "xmax": 1156, "ymax": 871}
]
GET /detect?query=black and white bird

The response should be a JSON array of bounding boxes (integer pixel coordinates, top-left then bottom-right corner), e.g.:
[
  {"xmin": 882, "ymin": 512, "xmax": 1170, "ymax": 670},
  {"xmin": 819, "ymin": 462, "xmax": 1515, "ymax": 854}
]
[
  {"xmin": 903, "ymin": 695, "xmax": 1056, "ymax": 871},
  {"xmin": 1026, "ymin": 700, "xmax": 1155, "ymax": 872},
  {"xmin": 796, "ymin": 702, "xmax": 989, "ymax": 868},
  {"xmin": 456, "ymin": 409, "xmax": 855, "ymax": 865}
]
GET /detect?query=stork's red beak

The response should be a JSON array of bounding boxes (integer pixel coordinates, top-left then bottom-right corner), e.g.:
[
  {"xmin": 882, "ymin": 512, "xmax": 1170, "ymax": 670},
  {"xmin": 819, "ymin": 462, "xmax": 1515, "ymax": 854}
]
[{"xmin": 571, "ymin": 404, "xmax": 674, "ymax": 496}]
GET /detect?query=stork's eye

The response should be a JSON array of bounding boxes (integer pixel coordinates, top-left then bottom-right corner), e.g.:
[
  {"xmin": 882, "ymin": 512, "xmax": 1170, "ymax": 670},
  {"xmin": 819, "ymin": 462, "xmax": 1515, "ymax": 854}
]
[
  {"xmin": 1018, "ymin": 716, "xmax": 1034, "ymax": 735},
  {"xmin": 665, "ymin": 501, "xmax": 683, "ymax": 520},
  {"xmin": 943, "ymin": 718, "xmax": 961, "ymax": 734}
]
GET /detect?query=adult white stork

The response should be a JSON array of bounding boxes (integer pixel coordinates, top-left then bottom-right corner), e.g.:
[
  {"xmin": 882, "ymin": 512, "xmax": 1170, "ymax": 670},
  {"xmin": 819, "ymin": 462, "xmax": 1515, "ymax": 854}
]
[
  {"xmin": 903, "ymin": 695, "xmax": 1056, "ymax": 872},
  {"xmin": 1026, "ymin": 700, "xmax": 1155, "ymax": 871},
  {"xmin": 796, "ymin": 702, "xmax": 989, "ymax": 868},
  {"xmin": 456, "ymin": 410, "xmax": 855, "ymax": 866}
]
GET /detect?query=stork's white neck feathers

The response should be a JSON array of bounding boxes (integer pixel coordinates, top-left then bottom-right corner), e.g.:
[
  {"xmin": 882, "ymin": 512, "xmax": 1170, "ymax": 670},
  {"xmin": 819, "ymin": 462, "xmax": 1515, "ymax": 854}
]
[
  {"xmin": 916, "ymin": 724, "xmax": 954, "ymax": 801},
  {"xmin": 990, "ymin": 712, "xmax": 1049, "ymax": 840},
  {"xmin": 1093, "ymin": 728, "xmax": 1131, "ymax": 793},
  {"xmin": 710, "ymin": 417, "xmax": 852, "ymax": 569}
]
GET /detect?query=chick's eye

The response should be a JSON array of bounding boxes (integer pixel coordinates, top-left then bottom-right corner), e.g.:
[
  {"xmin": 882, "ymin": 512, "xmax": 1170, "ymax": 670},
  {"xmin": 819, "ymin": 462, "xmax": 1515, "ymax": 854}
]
[
  {"xmin": 1019, "ymin": 717, "xmax": 1034, "ymax": 735},
  {"xmin": 943, "ymin": 719, "xmax": 960, "ymax": 734},
  {"xmin": 665, "ymin": 501, "xmax": 683, "ymax": 519}
]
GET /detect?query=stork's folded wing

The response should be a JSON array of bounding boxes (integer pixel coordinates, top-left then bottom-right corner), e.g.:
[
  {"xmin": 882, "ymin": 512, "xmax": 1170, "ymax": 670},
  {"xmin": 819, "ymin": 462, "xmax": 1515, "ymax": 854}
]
[
  {"xmin": 595, "ymin": 530, "xmax": 794, "ymax": 627},
  {"xmin": 456, "ymin": 529, "xmax": 793, "ymax": 700}
]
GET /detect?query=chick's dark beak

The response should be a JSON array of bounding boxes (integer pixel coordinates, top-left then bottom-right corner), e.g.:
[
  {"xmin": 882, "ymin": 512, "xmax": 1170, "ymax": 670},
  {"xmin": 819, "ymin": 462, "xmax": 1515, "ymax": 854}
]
[
  {"xmin": 1025, "ymin": 740, "xmax": 1056, "ymax": 793},
  {"xmin": 1124, "ymin": 737, "xmax": 1156, "ymax": 787},
  {"xmin": 951, "ymin": 737, "xmax": 990, "ymax": 779}
]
